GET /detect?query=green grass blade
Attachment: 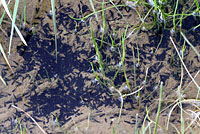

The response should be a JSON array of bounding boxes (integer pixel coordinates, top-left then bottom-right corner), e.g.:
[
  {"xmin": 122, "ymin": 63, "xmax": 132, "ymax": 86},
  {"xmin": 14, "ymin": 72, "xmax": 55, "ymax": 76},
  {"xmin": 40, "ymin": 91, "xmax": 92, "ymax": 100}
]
[
  {"xmin": 100, "ymin": 0, "xmax": 106, "ymax": 47},
  {"xmin": 89, "ymin": 62, "xmax": 106, "ymax": 87},
  {"xmin": 153, "ymin": 81, "xmax": 163, "ymax": 134},
  {"xmin": 181, "ymin": 32, "xmax": 200, "ymax": 57},
  {"xmin": 89, "ymin": 0, "xmax": 98, "ymax": 21},
  {"xmin": 194, "ymin": 0, "xmax": 199, "ymax": 12},
  {"xmin": 153, "ymin": 0, "xmax": 158, "ymax": 12},
  {"xmin": 1, "ymin": 0, "xmax": 27, "ymax": 52},
  {"xmin": 144, "ymin": 122, "xmax": 152, "ymax": 134},
  {"xmin": 9, "ymin": 0, "xmax": 20, "ymax": 55},
  {"xmin": 21, "ymin": 0, "xmax": 27, "ymax": 27},
  {"xmin": 141, "ymin": 107, "xmax": 149, "ymax": 133},
  {"xmin": 90, "ymin": 19, "xmax": 105, "ymax": 76},
  {"xmin": 69, "ymin": 5, "xmax": 125, "ymax": 21},
  {"xmin": 179, "ymin": 9, "xmax": 185, "ymax": 32},
  {"xmin": 121, "ymin": 25, "xmax": 129, "ymax": 64},
  {"xmin": 120, "ymin": 25, "xmax": 130, "ymax": 88},
  {"xmin": 51, "ymin": 0, "xmax": 58, "ymax": 63},
  {"xmin": 0, "ymin": 43, "xmax": 13, "ymax": 72},
  {"xmin": 0, "ymin": 10, "xmax": 6, "ymax": 25},
  {"xmin": 0, "ymin": 0, "xmax": 11, "ymax": 25},
  {"xmin": 173, "ymin": 0, "xmax": 179, "ymax": 31}
]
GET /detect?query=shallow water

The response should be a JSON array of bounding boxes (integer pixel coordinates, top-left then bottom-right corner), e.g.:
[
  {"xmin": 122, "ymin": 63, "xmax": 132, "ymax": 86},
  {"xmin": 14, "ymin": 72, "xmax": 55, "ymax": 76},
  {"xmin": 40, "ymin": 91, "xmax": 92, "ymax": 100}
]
[{"xmin": 0, "ymin": 0, "xmax": 200, "ymax": 133}]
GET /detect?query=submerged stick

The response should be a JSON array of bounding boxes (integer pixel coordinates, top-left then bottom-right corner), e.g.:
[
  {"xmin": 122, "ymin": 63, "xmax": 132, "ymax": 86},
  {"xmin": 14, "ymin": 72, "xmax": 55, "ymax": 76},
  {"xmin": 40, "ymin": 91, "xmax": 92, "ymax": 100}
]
[
  {"xmin": 170, "ymin": 37, "xmax": 200, "ymax": 94},
  {"xmin": 12, "ymin": 105, "xmax": 47, "ymax": 134}
]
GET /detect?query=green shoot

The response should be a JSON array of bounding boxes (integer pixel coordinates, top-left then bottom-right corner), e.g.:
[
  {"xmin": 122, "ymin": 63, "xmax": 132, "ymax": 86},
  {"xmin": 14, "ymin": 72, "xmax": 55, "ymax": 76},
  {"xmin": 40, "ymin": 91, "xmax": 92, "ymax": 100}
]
[
  {"xmin": 90, "ymin": 19, "xmax": 105, "ymax": 77},
  {"xmin": 9, "ymin": 0, "xmax": 20, "ymax": 56},
  {"xmin": 194, "ymin": 0, "xmax": 199, "ymax": 13},
  {"xmin": 172, "ymin": 0, "xmax": 179, "ymax": 32},
  {"xmin": 51, "ymin": 0, "xmax": 58, "ymax": 63},
  {"xmin": 69, "ymin": 5, "xmax": 125, "ymax": 21},
  {"xmin": 100, "ymin": 0, "xmax": 106, "ymax": 47},
  {"xmin": 121, "ymin": 25, "xmax": 130, "ymax": 89},
  {"xmin": 23, "ymin": 0, "xmax": 26, "ymax": 26},
  {"xmin": 154, "ymin": 81, "xmax": 163, "ymax": 134},
  {"xmin": 153, "ymin": 0, "xmax": 158, "ymax": 12},
  {"xmin": 180, "ymin": 32, "xmax": 200, "ymax": 57},
  {"xmin": 89, "ymin": 0, "xmax": 98, "ymax": 21}
]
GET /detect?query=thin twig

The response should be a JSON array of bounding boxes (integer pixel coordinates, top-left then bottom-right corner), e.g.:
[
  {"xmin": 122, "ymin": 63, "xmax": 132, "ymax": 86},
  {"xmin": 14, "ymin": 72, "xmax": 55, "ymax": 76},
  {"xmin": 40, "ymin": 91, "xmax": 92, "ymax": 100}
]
[
  {"xmin": 12, "ymin": 105, "xmax": 47, "ymax": 134},
  {"xmin": 170, "ymin": 37, "xmax": 200, "ymax": 92},
  {"xmin": 122, "ymin": 86, "xmax": 144, "ymax": 98}
]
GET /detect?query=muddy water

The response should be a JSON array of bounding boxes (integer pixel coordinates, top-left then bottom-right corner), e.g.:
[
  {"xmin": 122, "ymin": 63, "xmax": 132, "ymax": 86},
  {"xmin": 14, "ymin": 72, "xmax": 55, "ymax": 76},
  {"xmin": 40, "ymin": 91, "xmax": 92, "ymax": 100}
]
[{"xmin": 0, "ymin": 0, "xmax": 200, "ymax": 134}]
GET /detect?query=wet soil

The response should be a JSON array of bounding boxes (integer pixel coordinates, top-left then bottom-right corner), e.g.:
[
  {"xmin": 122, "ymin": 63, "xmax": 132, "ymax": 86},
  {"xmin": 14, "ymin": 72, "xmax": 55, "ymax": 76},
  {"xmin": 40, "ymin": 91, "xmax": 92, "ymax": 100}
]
[{"xmin": 0, "ymin": 0, "xmax": 200, "ymax": 134}]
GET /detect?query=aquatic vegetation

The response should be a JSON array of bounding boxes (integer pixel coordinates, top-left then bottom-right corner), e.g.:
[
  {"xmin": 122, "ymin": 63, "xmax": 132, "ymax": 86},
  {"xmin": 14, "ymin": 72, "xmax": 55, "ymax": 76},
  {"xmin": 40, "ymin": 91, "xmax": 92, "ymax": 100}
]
[{"xmin": 0, "ymin": 0, "xmax": 200, "ymax": 133}]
